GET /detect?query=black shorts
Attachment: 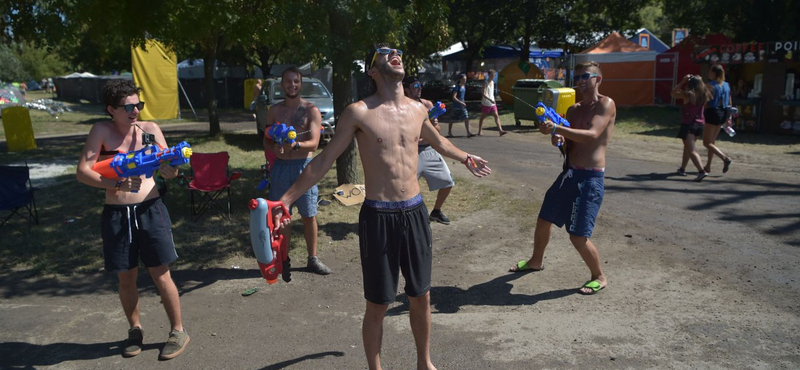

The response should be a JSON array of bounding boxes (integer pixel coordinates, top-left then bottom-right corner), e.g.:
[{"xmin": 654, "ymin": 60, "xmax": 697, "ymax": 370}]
[
  {"xmin": 358, "ymin": 196, "xmax": 432, "ymax": 304},
  {"xmin": 704, "ymin": 107, "xmax": 728, "ymax": 126},
  {"xmin": 677, "ymin": 124, "xmax": 704, "ymax": 139},
  {"xmin": 101, "ymin": 197, "xmax": 178, "ymax": 273}
]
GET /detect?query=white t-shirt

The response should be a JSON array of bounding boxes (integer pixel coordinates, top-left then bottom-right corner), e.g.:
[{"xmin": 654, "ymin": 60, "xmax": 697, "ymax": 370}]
[{"xmin": 481, "ymin": 80, "xmax": 495, "ymax": 106}]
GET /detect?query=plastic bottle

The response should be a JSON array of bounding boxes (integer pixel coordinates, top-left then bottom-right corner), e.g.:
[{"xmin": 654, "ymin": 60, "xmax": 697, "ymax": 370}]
[{"xmin": 723, "ymin": 123, "xmax": 736, "ymax": 137}]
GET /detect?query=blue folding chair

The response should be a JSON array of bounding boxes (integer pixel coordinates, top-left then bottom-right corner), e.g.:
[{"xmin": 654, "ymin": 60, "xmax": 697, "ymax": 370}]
[{"xmin": 0, "ymin": 164, "xmax": 39, "ymax": 229}]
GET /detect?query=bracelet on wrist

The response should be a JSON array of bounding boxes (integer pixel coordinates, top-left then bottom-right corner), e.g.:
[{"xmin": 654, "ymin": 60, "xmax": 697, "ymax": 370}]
[
  {"xmin": 115, "ymin": 181, "xmax": 122, "ymax": 191},
  {"xmin": 461, "ymin": 154, "xmax": 472, "ymax": 165}
]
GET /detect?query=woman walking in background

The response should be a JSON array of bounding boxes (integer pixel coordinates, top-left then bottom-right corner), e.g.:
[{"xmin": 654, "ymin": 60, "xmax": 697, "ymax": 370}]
[
  {"xmin": 703, "ymin": 64, "xmax": 733, "ymax": 174},
  {"xmin": 672, "ymin": 74, "xmax": 711, "ymax": 182}
]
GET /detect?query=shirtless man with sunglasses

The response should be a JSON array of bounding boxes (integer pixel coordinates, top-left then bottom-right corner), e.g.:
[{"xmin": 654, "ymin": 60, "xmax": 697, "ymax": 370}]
[
  {"xmin": 509, "ymin": 61, "xmax": 615, "ymax": 296},
  {"xmin": 272, "ymin": 43, "xmax": 491, "ymax": 370}
]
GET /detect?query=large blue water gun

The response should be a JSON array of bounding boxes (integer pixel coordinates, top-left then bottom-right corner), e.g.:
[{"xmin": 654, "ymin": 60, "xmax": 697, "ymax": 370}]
[
  {"xmin": 267, "ymin": 123, "xmax": 297, "ymax": 146},
  {"xmin": 534, "ymin": 102, "xmax": 571, "ymax": 147},
  {"xmin": 428, "ymin": 101, "xmax": 447, "ymax": 120}
]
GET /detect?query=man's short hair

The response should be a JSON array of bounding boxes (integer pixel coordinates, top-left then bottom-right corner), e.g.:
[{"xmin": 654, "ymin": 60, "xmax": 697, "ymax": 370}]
[
  {"xmin": 402, "ymin": 75, "xmax": 419, "ymax": 87},
  {"xmin": 489, "ymin": 69, "xmax": 496, "ymax": 74},
  {"xmin": 576, "ymin": 60, "xmax": 602, "ymax": 76},
  {"xmin": 281, "ymin": 66, "xmax": 302, "ymax": 80},
  {"xmin": 102, "ymin": 79, "xmax": 141, "ymax": 116}
]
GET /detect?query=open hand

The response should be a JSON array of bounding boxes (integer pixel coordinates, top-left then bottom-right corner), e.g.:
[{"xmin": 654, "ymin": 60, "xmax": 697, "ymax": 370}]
[{"xmin": 465, "ymin": 155, "xmax": 491, "ymax": 177}]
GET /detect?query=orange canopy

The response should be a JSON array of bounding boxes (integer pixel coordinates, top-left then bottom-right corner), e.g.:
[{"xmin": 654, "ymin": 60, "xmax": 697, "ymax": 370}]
[{"xmin": 581, "ymin": 32, "xmax": 650, "ymax": 54}]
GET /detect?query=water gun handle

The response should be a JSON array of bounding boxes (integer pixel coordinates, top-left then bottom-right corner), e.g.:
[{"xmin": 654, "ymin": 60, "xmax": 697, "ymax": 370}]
[{"xmin": 428, "ymin": 101, "xmax": 447, "ymax": 120}]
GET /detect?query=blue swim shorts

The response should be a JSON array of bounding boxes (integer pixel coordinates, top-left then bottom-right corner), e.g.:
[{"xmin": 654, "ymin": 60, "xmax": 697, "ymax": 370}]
[
  {"xmin": 268, "ymin": 157, "xmax": 318, "ymax": 218},
  {"xmin": 538, "ymin": 168, "xmax": 605, "ymax": 238}
]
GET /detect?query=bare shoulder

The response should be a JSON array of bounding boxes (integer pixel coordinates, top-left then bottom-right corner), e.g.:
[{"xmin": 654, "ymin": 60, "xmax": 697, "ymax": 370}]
[
  {"xmin": 599, "ymin": 95, "xmax": 616, "ymax": 114},
  {"xmin": 137, "ymin": 121, "xmax": 163, "ymax": 133},
  {"xmin": 303, "ymin": 100, "xmax": 320, "ymax": 114},
  {"xmin": 419, "ymin": 98, "xmax": 434, "ymax": 110}
]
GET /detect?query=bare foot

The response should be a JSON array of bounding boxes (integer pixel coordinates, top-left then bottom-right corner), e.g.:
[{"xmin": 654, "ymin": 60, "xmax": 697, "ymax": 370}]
[{"xmin": 499, "ymin": 131, "xmax": 508, "ymax": 136}]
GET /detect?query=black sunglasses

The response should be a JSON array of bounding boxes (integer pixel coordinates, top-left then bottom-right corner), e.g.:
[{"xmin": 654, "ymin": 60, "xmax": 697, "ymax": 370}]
[{"xmin": 115, "ymin": 102, "xmax": 145, "ymax": 112}]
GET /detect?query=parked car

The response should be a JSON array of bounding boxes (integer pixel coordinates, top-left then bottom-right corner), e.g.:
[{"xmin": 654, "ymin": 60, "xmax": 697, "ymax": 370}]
[
  {"xmin": 255, "ymin": 77, "xmax": 335, "ymax": 139},
  {"xmin": 421, "ymin": 79, "xmax": 455, "ymax": 102},
  {"xmin": 465, "ymin": 79, "xmax": 485, "ymax": 101}
]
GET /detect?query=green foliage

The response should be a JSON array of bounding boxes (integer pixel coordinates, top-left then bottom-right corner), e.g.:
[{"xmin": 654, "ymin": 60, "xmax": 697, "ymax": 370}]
[
  {"xmin": 0, "ymin": 44, "xmax": 28, "ymax": 81},
  {"xmin": 662, "ymin": 0, "xmax": 799, "ymax": 41},
  {"xmin": 14, "ymin": 41, "xmax": 69, "ymax": 80},
  {"xmin": 391, "ymin": 0, "xmax": 452, "ymax": 75}
]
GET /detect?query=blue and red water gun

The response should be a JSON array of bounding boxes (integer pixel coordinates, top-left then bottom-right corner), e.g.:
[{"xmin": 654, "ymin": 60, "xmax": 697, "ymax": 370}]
[
  {"xmin": 534, "ymin": 102, "xmax": 571, "ymax": 147},
  {"xmin": 429, "ymin": 101, "xmax": 447, "ymax": 120},
  {"xmin": 93, "ymin": 141, "xmax": 192, "ymax": 180},
  {"xmin": 267, "ymin": 123, "xmax": 297, "ymax": 146},
  {"xmin": 248, "ymin": 198, "xmax": 292, "ymax": 284}
]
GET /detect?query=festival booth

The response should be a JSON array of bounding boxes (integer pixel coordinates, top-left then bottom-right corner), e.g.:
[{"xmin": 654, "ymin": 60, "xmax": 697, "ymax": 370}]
[
  {"xmin": 628, "ymin": 28, "xmax": 670, "ymax": 53},
  {"xmin": 575, "ymin": 32, "xmax": 657, "ymax": 106},
  {"xmin": 654, "ymin": 34, "xmax": 732, "ymax": 105},
  {"xmin": 441, "ymin": 44, "xmax": 565, "ymax": 82},
  {"xmin": 692, "ymin": 40, "xmax": 800, "ymax": 133}
]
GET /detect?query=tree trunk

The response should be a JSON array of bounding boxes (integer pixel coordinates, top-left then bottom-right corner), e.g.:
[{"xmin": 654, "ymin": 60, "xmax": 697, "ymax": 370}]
[
  {"xmin": 329, "ymin": 8, "xmax": 359, "ymax": 185},
  {"xmin": 203, "ymin": 38, "xmax": 221, "ymax": 136}
]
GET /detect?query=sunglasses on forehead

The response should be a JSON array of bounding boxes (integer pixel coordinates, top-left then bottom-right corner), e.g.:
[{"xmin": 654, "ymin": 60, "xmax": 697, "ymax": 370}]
[
  {"xmin": 573, "ymin": 73, "xmax": 599, "ymax": 82},
  {"xmin": 369, "ymin": 48, "xmax": 403, "ymax": 69},
  {"xmin": 114, "ymin": 101, "xmax": 145, "ymax": 112},
  {"xmin": 411, "ymin": 82, "xmax": 420, "ymax": 89}
]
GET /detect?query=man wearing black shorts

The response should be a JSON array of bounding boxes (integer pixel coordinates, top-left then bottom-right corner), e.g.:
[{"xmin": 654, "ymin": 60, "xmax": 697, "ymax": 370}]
[
  {"xmin": 77, "ymin": 80, "xmax": 189, "ymax": 360},
  {"xmin": 272, "ymin": 44, "xmax": 491, "ymax": 370}
]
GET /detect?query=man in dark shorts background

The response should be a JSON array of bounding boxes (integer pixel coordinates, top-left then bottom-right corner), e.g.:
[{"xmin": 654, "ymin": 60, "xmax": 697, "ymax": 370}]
[
  {"xmin": 509, "ymin": 60, "xmax": 615, "ymax": 295},
  {"xmin": 403, "ymin": 75, "xmax": 455, "ymax": 225},
  {"xmin": 76, "ymin": 80, "xmax": 189, "ymax": 360},
  {"xmin": 271, "ymin": 43, "xmax": 491, "ymax": 370}
]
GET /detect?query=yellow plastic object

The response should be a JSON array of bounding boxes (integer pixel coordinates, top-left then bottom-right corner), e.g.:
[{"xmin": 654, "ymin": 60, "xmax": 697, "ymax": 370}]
[
  {"xmin": 1, "ymin": 106, "xmax": 37, "ymax": 152},
  {"xmin": 182, "ymin": 147, "xmax": 192, "ymax": 158},
  {"xmin": 131, "ymin": 40, "xmax": 178, "ymax": 120},
  {"xmin": 244, "ymin": 79, "xmax": 259, "ymax": 109},
  {"xmin": 543, "ymin": 88, "xmax": 576, "ymax": 117}
]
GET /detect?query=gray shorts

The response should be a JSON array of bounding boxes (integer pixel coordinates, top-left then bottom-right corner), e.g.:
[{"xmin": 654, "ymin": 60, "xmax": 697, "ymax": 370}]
[{"xmin": 417, "ymin": 145, "xmax": 455, "ymax": 191}]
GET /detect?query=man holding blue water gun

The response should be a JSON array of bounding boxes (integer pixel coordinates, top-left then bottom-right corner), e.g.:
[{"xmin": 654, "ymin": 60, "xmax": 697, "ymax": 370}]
[
  {"xmin": 76, "ymin": 80, "xmax": 189, "ymax": 360},
  {"xmin": 510, "ymin": 61, "xmax": 616, "ymax": 296},
  {"xmin": 261, "ymin": 66, "xmax": 331, "ymax": 275}
]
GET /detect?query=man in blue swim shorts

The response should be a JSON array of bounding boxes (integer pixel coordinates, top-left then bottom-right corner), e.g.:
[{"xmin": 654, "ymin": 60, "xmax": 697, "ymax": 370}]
[
  {"xmin": 271, "ymin": 43, "xmax": 492, "ymax": 370},
  {"xmin": 509, "ymin": 60, "xmax": 615, "ymax": 296},
  {"xmin": 263, "ymin": 66, "xmax": 331, "ymax": 275}
]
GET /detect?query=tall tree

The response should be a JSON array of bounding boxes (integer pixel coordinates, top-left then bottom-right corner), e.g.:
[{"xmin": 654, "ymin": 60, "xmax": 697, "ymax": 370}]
[
  {"xmin": 663, "ymin": 0, "xmax": 800, "ymax": 41},
  {"xmin": 389, "ymin": 0, "xmax": 452, "ymax": 76},
  {"xmin": 448, "ymin": 0, "xmax": 512, "ymax": 72}
]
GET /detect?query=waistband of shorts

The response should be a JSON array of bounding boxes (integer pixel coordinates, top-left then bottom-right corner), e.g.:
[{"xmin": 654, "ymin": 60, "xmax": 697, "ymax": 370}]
[
  {"xmin": 418, "ymin": 143, "xmax": 431, "ymax": 150},
  {"xmin": 274, "ymin": 157, "xmax": 313, "ymax": 166},
  {"xmin": 104, "ymin": 197, "xmax": 161, "ymax": 211},
  {"xmin": 564, "ymin": 168, "xmax": 605, "ymax": 178},
  {"xmin": 569, "ymin": 165, "xmax": 605, "ymax": 173},
  {"xmin": 364, "ymin": 194, "xmax": 423, "ymax": 210}
]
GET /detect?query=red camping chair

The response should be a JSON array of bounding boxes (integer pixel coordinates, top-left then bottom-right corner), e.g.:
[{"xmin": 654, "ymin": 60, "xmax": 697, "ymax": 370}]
[{"xmin": 180, "ymin": 152, "xmax": 241, "ymax": 221}]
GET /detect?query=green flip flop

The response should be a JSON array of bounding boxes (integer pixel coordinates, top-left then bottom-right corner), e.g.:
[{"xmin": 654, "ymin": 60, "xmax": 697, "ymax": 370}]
[
  {"xmin": 579, "ymin": 280, "xmax": 605, "ymax": 295},
  {"xmin": 510, "ymin": 260, "xmax": 544, "ymax": 273}
]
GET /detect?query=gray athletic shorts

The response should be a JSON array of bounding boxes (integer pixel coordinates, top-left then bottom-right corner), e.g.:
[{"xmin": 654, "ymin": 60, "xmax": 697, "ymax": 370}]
[{"xmin": 417, "ymin": 145, "xmax": 455, "ymax": 191}]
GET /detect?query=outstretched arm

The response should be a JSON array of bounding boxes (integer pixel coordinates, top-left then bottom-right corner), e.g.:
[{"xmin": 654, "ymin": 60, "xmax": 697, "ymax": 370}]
[{"xmin": 422, "ymin": 117, "xmax": 491, "ymax": 177}]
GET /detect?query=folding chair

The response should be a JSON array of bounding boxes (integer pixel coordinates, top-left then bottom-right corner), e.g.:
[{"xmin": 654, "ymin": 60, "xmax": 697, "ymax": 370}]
[
  {"xmin": 180, "ymin": 152, "xmax": 241, "ymax": 222},
  {"xmin": 0, "ymin": 164, "xmax": 39, "ymax": 229}
]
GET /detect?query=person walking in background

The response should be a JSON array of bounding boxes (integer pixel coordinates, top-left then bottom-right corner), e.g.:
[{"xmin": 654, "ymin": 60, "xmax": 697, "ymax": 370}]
[
  {"xmin": 703, "ymin": 64, "xmax": 733, "ymax": 174},
  {"xmin": 672, "ymin": 74, "xmax": 711, "ymax": 182},
  {"xmin": 477, "ymin": 69, "xmax": 506, "ymax": 136},
  {"xmin": 403, "ymin": 76, "xmax": 456, "ymax": 225},
  {"xmin": 447, "ymin": 74, "xmax": 475, "ymax": 138}
]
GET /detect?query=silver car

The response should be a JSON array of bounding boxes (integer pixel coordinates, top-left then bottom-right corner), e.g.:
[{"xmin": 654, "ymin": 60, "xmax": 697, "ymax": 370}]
[{"xmin": 255, "ymin": 77, "xmax": 335, "ymax": 139}]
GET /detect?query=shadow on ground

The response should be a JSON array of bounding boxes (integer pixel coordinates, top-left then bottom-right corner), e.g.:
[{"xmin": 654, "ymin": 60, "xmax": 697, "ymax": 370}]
[{"xmin": 387, "ymin": 272, "xmax": 576, "ymax": 315}]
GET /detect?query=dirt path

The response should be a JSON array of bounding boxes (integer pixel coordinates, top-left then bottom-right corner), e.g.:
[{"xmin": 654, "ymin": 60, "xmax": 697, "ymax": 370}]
[{"xmin": 1, "ymin": 125, "xmax": 799, "ymax": 369}]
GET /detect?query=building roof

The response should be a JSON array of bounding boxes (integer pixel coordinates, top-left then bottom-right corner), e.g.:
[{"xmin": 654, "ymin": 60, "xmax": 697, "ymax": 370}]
[{"xmin": 580, "ymin": 32, "xmax": 650, "ymax": 54}]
